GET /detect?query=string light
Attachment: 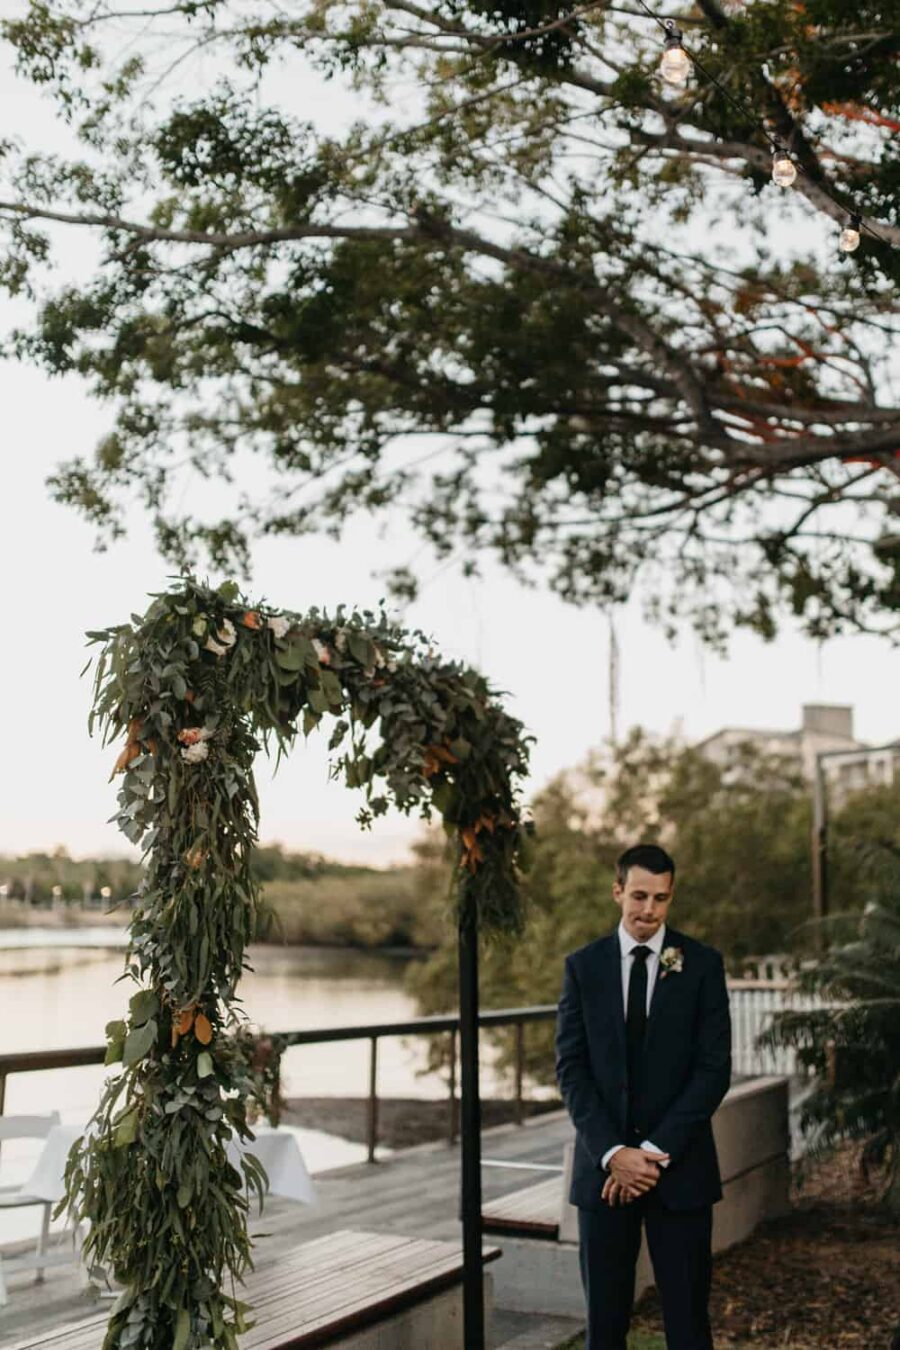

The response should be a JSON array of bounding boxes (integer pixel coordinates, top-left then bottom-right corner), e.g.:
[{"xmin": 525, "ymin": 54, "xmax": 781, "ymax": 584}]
[
  {"xmin": 660, "ymin": 22, "xmax": 691, "ymax": 86},
  {"xmin": 632, "ymin": 0, "xmax": 891, "ymax": 250},
  {"xmin": 839, "ymin": 215, "xmax": 861, "ymax": 254},
  {"xmin": 771, "ymin": 147, "xmax": 797, "ymax": 188}
]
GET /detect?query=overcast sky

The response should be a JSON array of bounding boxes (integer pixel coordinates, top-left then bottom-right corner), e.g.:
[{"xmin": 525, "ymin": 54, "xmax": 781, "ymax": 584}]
[{"xmin": 1, "ymin": 19, "xmax": 897, "ymax": 867}]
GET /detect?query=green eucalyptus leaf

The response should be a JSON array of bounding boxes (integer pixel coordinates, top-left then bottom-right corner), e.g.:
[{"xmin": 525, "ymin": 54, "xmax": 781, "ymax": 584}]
[
  {"xmin": 308, "ymin": 687, "xmax": 329, "ymax": 714},
  {"xmin": 123, "ymin": 1017, "xmax": 157, "ymax": 1066},
  {"xmin": 113, "ymin": 1105, "xmax": 139, "ymax": 1148},
  {"xmin": 348, "ymin": 632, "xmax": 372, "ymax": 666},
  {"xmin": 274, "ymin": 640, "xmax": 305, "ymax": 672},
  {"xmin": 320, "ymin": 670, "xmax": 343, "ymax": 706},
  {"xmin": 173, "ymin": 1307, "xmax": 191, "ymax": 1350},
  {"xmin": 129, "ymin": 990, "xmax": 159, "ymax": 1025}
]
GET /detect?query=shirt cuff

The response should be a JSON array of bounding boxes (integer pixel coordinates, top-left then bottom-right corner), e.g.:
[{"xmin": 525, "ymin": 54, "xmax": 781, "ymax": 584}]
[
  {"xmin": 641, "ymin": 1139, "xmax": 669, "ymax": 1167},
  {"xmin": 601, "ymin": 1144, "xmax": 625, "ymax": 1171}
]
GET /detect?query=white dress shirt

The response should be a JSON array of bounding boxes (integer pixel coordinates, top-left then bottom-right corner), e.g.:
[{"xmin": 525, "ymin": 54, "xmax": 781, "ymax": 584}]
[
  {"xmin": 601, "ymin": 920, "xmax": 669, "ymax": 1173},
  {"xmin": 618, "ymin": 918, "xmax": 665, "ymax": 1012}
]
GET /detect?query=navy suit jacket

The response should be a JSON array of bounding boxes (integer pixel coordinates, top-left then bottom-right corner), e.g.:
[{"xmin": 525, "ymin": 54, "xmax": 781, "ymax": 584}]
[{"xmin": 555, "ymin": 926, "xmax": 731, "ymax": 1211}]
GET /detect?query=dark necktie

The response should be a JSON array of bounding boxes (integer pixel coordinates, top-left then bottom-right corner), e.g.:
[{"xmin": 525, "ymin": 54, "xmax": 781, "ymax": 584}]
[{"xmin": 626, "ymin": 945, "xmax": 651, "ymax": 1131}]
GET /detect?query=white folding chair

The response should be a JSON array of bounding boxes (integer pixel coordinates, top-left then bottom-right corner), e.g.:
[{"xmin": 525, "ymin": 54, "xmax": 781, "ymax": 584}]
[{"xmin": 0, "ymin": 1112, "xmax": 62, "ymax": 1305}]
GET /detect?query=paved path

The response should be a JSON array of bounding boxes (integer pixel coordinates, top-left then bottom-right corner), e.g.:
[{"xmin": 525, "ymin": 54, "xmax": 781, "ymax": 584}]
[{"xmin": 0, "ymin": 1110, "xmax": 582, "ymax": 1348}]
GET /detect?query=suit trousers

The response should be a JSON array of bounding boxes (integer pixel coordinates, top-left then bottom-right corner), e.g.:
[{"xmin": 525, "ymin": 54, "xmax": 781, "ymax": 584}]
[{"xmin": 578, "ymin": 1192, "xmax": 713, "ymax": 1350}]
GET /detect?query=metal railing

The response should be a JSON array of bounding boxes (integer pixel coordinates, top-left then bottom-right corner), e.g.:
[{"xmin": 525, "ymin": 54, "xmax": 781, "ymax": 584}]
[
  {"xmin": 728, "ymin": 980, "xmax": 822, "ymax": 1078},
  {"xmin": 0, "ymin": 1006, "xmax": 558, "ymax": 1165},
  {"xmin": 0, "ymin": 983, "xmax": 816, "ymax": 1162}
]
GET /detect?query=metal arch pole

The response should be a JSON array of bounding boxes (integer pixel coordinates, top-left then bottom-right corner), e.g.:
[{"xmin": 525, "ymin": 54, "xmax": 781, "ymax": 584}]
[{"xmin": 458, "ymin": 887, "xmax": 485, "ymax": 1349}]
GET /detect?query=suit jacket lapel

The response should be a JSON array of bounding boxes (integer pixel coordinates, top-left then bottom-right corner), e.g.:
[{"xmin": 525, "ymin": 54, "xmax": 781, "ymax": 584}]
[
  {"xmin": 600, "ymin": 932, "xmax": 626, "ymax": 1060},
  {"xmin": 647, "ymin": 925, "xmax": 682, "ymax": 1024}
]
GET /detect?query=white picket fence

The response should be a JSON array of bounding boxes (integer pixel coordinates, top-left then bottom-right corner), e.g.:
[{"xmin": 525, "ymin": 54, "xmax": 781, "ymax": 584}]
[{"xmin": 727, "ymin": 979, "xmax": 819, "ymax": 1078}]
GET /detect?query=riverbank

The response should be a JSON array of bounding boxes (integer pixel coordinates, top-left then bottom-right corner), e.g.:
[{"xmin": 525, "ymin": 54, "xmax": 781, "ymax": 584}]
[
  {"xmin": 0, "ymin": 910, "xmax": 433, "ymax": 966},
  {"xmin": 0, "ymin": 845, "xmax": 438, "ymax": 950}
]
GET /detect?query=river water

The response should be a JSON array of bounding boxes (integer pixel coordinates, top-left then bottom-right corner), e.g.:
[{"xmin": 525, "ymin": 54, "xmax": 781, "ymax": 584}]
[
  {"xmin": 0, "ymin": 931, "xmax": 496, "ymax": 1241},
  {"xmin": 0, "ymin": 931, "xmax": 474, "ymax": 1119}
]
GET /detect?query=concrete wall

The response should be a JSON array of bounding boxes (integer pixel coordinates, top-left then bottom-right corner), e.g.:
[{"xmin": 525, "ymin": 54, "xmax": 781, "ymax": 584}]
[
  {"xmin": 494, "ymin": 1076, "xmax": 790, "ymax": 1317},
  {"xmin": 303, "ymin": 1274, "xmax": 494, "ymax": 1350}
]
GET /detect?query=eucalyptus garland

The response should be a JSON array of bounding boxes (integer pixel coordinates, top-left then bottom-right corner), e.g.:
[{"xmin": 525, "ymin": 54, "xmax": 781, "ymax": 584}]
[{"xmin": 63, "ymin": 577, "xmax": 530, "ymax": 1349}]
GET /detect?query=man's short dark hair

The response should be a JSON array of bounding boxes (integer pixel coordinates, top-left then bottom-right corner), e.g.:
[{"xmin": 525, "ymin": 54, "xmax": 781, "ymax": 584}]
[{"xmin": 615, "ymin": 844, "xmax": 676, "ymax": 888}]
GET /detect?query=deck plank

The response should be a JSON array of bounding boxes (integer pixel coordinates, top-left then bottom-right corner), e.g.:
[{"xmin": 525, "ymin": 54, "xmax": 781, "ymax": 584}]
[
  {"xmin": 8, "ymin": 1232, "xmax": 501, "ymax": 1350},
  {"xmin": 482, "ymin": 1177, "xmax": 561, "ymax": 1237}
]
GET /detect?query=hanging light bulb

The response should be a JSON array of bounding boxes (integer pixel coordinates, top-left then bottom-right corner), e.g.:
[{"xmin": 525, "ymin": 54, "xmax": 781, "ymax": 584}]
[
  {"xmin": 771, "ymin": 147, "xmax": 797, "ymax": 188},
  {"xmin": 660, "ymin": 24, "xmax": 691, "ymax": 86},
  {"xmin": 839, "ymin": 215, "xmax": 861, "ymax": 253}
]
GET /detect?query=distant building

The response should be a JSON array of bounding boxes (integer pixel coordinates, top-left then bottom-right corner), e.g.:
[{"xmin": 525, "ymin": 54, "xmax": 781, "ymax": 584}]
[{"xmin": 696, "ymin": 704, "xmax": 900, "ymax": 801}]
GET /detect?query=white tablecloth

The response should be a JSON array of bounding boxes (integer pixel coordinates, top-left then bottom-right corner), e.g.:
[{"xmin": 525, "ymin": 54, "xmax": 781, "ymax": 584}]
[{"xmin": 24, "ymin": 1124, "xmax": 317, "ymax": 1206}]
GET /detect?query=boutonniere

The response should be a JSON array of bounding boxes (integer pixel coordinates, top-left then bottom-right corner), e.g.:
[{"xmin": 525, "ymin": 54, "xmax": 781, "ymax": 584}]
[{"xmin": 659, "ymin": 946, "xmax": 684, "ymax": 978}]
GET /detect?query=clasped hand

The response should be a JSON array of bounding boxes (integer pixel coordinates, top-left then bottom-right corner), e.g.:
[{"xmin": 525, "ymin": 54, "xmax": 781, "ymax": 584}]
[{"xmin": 601, "ymin": 1146, "xmax": 670, "ymax": 1207}]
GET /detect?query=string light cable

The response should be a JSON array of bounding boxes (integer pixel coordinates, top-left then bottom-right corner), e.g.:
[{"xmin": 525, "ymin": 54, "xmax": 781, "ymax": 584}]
[{"xmin": 627, "ymin": 0, "xmax": 892, "ymax": 252}]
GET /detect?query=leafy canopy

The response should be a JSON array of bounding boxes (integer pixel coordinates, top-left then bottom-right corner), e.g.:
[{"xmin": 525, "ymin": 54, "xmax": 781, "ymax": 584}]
[{"xmin": 2, "ymin": 0, "xmax": 900, "ymax": 644}]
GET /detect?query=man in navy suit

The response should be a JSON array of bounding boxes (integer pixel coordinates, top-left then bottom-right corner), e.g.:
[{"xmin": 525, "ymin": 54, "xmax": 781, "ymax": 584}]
[{"xmin": 555, "ymin": 844, "xmax": 731, "ymax": 1349}]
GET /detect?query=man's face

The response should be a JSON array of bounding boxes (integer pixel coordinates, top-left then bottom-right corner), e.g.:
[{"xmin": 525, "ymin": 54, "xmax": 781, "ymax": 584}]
[{"xmin": 613, "ymin": 865, "xmax": 674, "ymax": 942}]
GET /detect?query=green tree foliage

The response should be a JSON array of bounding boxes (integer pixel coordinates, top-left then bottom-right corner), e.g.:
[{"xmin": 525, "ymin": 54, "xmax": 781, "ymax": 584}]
[
  {"xmin": 0, "ymin": 845, "xmax": 434, "ymax": 948},
  {"xmin": 1, "ymin": 2, "xmax": 899, "ymax": 644},
  {"xmin": 408, "ymin": 731, "xmax": 900, "ymax": 1086},
  {"xmin": 762, "ymin": 844, "xmax": 900, "ymax": 1216},
  {"xmin": 249, "ymin": 844, "xmax": 436, "ymax": 947}
]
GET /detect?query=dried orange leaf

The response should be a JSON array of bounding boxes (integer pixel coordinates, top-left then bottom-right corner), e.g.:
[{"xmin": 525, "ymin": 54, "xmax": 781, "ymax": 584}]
[{"xmin": 194, "ymin": 1013, "xmax": 213, "ymax": 1045}]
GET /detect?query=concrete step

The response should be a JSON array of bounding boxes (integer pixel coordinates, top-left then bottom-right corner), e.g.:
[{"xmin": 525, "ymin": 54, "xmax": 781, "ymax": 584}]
[{"xmin": 495, "ymin": 1307, "xmax": 583, "ymax": 1349}]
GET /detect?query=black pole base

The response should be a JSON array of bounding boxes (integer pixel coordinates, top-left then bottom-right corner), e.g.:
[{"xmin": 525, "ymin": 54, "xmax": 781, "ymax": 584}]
[{"xmin": 458, "ymin": 889, "xmax": 484, "ymax": 1349}]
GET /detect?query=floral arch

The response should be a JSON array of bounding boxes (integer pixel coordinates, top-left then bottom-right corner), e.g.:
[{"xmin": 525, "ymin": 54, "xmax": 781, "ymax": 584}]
[{"xmin": 65, "ymin": 578, "xmax": 530, "ymax": 1349}]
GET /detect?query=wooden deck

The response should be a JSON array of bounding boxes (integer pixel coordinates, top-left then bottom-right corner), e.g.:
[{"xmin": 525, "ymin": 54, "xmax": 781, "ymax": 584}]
[
  {"xmin": 9, "ymin": 1231, "xmax": 503, "ymax": 1350},
  {"xmin": 0, "ymin": 1110, "xmax": 575, "ymax": 1347},
  {"xmin": 482, "ymin": 1178, "xmax": 561, "ymax": 1239}
]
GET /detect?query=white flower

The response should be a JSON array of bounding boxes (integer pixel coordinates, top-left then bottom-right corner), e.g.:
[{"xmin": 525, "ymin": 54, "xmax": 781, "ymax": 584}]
[
  {"xmin": 267, "ymin": 615, "xmax": 290, "ymax": 640},
  {"xmin": 181, "ymin": 740, "xmax": 210, "ymax": 764},
  {"xmin": 205, "ymin": 618, "xmax": 237, "ymax": 657},
  {"xmin": 312, "ymin": 638, "xmax": 331, "ymax": 665},
  {"xmin": 660, "ymin": 946, "xmax": 684, "ymax": 978},
  {"xmin": 177, "ymin": 727, "xmax": 212, "ymax": 747},
  {"xmin": 373, "ymin": 643, "xmax": 387, "ymax": 669}
]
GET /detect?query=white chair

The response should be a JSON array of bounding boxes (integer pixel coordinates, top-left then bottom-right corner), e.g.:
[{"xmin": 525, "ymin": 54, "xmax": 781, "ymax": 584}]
[{"xmin": 0, "ymin": 1112, "xmax": 62, "ymax": 1305}]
